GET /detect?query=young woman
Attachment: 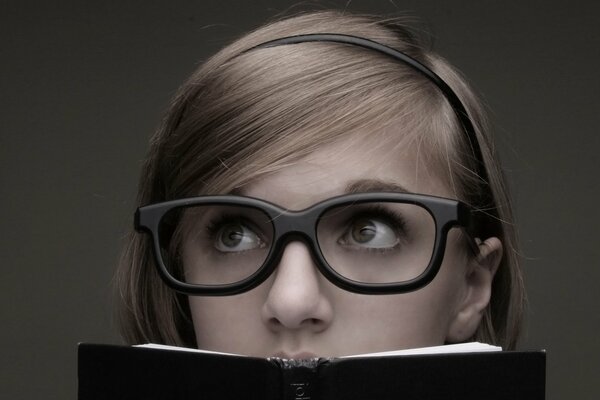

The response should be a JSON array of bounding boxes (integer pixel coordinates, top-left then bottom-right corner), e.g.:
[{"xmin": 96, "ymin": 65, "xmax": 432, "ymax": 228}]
[{"xmin": 116, "ymin": 10, "xmax": 525, "ymax": 357}]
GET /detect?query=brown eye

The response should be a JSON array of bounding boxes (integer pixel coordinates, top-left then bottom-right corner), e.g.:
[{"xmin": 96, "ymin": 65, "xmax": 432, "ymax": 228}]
[
  {"xmin": 352, "ymin": 218, "xmax": 377, "ymax": 243},
  {"xmin": 345, "ymin": 217, "xmax": 399, "ymax": 249},
  {"xmin": 214, "ymin": 223, "xmax": 264, "ymax": 252}
]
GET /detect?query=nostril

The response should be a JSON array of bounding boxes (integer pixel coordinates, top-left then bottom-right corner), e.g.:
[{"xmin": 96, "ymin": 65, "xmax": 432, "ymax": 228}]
[
  {"xmin": 301, "ymin": 317, "xmax": 326, "ymax": 330},
  {"xmin": 267, "ymin": 317, "xmax": 282, "ymax": 329},
  {"xmin": 265, "ymin": 316, "xmax": 325, "ymax": 332}
]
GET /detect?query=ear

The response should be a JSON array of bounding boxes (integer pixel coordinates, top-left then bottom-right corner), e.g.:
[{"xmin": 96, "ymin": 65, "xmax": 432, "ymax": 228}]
[{"xmin": 446, "ymin": 237, "xmax": 502, "ymax": 343}]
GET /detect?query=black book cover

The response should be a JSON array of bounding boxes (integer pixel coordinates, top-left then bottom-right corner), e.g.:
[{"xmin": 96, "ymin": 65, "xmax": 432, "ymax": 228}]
[{"xmin": 78, "ymin": 343, "xmax": 545, "ymax": 400}]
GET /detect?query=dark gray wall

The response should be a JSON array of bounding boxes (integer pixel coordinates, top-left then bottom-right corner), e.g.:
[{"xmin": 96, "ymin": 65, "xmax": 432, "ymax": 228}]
[{"xmin": 2, "ymin": 1, "xmax": 598, "ymax": 399}]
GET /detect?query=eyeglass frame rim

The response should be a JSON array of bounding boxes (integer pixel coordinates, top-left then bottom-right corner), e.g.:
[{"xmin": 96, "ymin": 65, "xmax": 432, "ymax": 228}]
[{"xmin": 135, "ymin": 192, "xmax": 477, "ymax": 296}]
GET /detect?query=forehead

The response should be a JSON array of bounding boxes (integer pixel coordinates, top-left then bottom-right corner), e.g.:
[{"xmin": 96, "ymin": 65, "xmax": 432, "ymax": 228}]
[{"xmin": 240, "ymin": 129, "xmax": 455, "ymax": 209}]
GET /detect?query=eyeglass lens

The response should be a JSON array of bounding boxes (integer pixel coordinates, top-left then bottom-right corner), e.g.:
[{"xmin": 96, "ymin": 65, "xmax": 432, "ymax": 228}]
[{"xmin": 158, "ymin": 202, "xmax": 436, "ymax": 286}]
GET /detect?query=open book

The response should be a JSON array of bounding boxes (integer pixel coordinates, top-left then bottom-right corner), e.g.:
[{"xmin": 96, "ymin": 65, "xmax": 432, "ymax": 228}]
[
  {"xmin": 136, "ymin": 341, "xmax": 502, "ymax": 358},
  {"xmin": 78, "ymin": 342, "xmax": 545, "ymax": 400}
]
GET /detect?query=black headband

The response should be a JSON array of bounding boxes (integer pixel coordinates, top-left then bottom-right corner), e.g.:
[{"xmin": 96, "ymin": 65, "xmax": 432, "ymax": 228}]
[{"xmin": 247, "ymin": 33, "xmax": 489, "ymax": 185}]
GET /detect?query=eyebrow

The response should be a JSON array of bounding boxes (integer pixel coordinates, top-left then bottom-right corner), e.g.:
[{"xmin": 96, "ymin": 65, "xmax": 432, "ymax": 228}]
[
  {"xmin": 229, "ymin": 187, "xmax": 245, "ymax": 196},
  {"xmin": 344, "ymin": 179, "xmax": 411, "ymax": 194},
  {"xmin": 230, "ymin": 178, "xmax": 411, "ymax": 197}
]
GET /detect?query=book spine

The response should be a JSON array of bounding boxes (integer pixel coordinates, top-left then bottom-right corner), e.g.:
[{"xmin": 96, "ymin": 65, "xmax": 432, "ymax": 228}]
[{"xmin": 271, "ymin": 358, "xmax": 322, "ymax": 400}]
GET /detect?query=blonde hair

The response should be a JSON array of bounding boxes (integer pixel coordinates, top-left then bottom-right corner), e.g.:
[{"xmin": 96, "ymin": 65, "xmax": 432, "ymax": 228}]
[{"xmin": 115, "ymin": 10, "xmax": 524, "ymax": 350}]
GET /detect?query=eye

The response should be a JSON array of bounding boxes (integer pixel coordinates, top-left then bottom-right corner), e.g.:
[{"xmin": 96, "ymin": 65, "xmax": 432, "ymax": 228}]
[
  {"xmin": 213, "ymin": 222, "xmax": 265, "ymax": 252},
  {"xmin": 341, "ymin": 217, "xmax": 399, "ymax": 249}
]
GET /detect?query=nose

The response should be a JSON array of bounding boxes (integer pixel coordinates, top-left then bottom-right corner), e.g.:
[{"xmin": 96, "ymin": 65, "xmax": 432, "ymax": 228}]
[{"xmin": 261, "ymin": 241, "xmax": 333, "ymax": 332}]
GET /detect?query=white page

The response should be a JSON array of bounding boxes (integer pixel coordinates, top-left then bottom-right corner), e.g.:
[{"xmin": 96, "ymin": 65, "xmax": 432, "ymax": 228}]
[
  {"xmin": 136, "ymin": 342, "xmax": 501, "ymax": 359},
  {"xmin": 340, "ymin": 342, "xmax": 502, "ymax": 358},
  {"xmin": 135, "ymin": 343, "xmax": 246, "ymax": 357}
]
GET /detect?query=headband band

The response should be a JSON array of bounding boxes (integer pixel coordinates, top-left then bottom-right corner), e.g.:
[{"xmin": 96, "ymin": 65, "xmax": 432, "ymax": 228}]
[{"xmin": 247, "ymin": 33, "xmax": 488, "ymax": 185}]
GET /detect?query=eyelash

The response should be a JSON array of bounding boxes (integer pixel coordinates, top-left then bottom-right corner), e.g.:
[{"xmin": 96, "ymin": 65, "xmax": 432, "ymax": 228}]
[
  {"xmin": 203, "ymin": 206, "xmax": 409, "ymax": 248},
  {"xmin": 204, "ymin": 214, "xmax": 266, "ymax": 242},
  {"xmin": 342, "ymin": 204, "xmax": 409, "ymax": 241}
]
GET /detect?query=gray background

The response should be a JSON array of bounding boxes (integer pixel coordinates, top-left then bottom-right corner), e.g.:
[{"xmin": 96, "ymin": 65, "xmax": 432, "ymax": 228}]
[{"xmin": 2, "ymin": 1, "xmax": 599, "ymax": 399}]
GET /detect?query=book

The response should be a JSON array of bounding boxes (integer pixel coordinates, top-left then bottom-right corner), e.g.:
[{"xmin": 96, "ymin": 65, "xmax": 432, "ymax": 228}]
[{"xmin": 78, "ymin": 342, "xmax": 545, "ymax": 400}]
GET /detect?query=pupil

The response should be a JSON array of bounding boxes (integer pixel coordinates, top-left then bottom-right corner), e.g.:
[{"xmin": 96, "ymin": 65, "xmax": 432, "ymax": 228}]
[
  {"xmin": 353, "ymin": 220, "xmax": 376, "ymax": 243},
  {"xmin": 222, "ymin": 225, "xmax": 243, "ymax": 247}
]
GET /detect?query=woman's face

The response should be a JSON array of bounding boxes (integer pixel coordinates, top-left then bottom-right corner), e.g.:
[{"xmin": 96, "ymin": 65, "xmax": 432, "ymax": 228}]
[{"xmin": 188, "ymin": 132, "xmax": 498, "ymax": 358}]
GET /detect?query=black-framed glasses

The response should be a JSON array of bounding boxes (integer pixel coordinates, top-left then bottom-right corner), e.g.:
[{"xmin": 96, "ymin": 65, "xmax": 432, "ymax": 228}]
[{"xmin": 135, "ymin": 192, "xmax": 477, "ymax": 296}]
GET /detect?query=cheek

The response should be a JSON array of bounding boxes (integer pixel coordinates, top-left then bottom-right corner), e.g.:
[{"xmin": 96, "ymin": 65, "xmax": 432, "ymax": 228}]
[
  {"xmin": 341, "ymin": 247, "xmax": 468, "ymax": 347},
  {"xmin": 328, "ymin": 277, "xmax": 464, "ymax": 351},
  {"xmin": 416, "ymin": 233, "xmax": 471, "ymax": 331},
  {"xmin": 189, "ymin": 291, "xmax": 266, "ymax": 352}
]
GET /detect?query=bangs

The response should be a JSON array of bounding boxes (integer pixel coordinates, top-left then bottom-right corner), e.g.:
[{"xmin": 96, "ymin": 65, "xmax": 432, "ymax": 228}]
[{"xmin": 165, "ymin": 41, "xmax": 451, "ymax": 197}]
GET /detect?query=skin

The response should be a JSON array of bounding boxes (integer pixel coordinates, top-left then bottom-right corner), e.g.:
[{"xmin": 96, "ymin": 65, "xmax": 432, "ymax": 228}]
[{"xmin": 188, "ymin": 132, "xmax": 501, "ymax": 358}]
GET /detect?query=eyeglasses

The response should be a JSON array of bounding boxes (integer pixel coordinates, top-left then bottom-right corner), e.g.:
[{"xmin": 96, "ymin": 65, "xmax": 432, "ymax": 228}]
[{"xmin": 135, "ymin": 192, "xmax": 477, "ymax": 296}]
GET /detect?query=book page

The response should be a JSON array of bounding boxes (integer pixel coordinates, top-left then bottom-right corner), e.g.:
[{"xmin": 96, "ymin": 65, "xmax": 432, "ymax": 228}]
[
  {"xmin": 136, "ymin": 341, "xmax": 501, "ymax": 359},
  {"xmin": 135, "ymin": 343, "xmax": 247, "ymax": 357},
  {"xmin": 340, "ymin": 342, "xmax": 502, "ymax": 358}
]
